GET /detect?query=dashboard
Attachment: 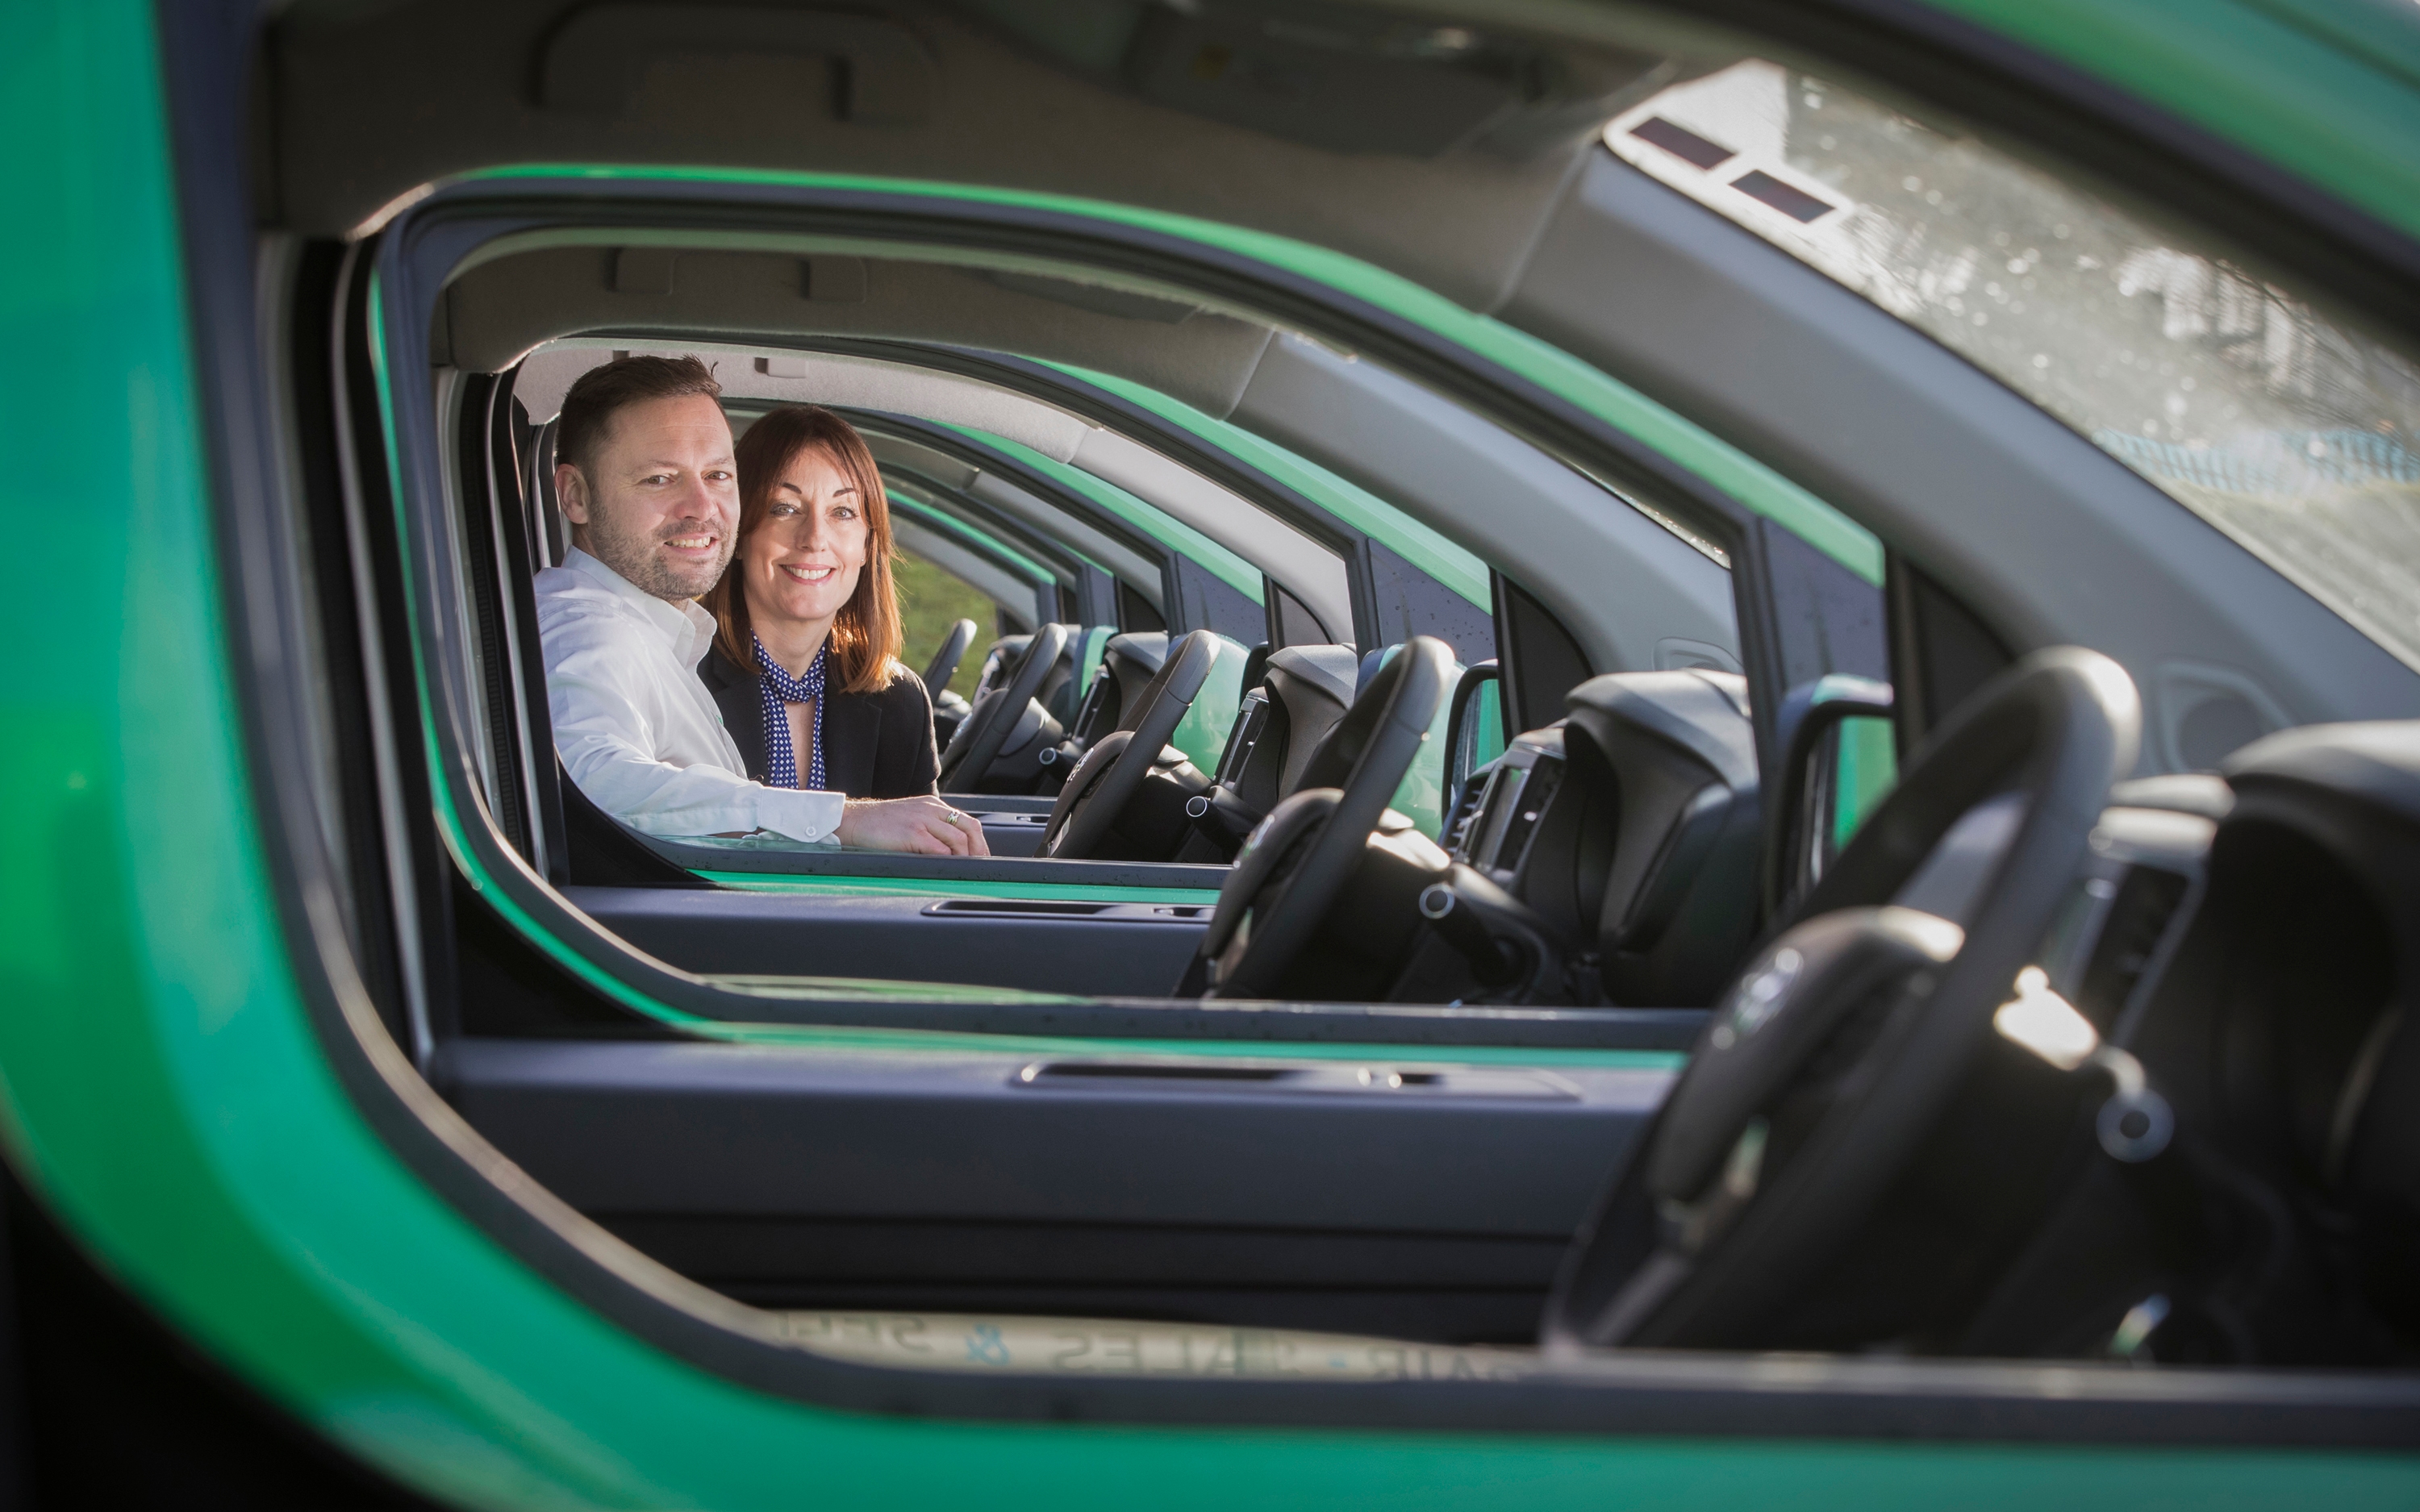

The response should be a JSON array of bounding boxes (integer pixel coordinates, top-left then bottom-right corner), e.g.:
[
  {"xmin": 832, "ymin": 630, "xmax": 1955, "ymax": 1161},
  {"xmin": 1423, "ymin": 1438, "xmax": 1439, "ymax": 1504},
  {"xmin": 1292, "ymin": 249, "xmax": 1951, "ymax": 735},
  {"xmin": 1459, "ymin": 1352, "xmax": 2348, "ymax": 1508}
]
[{"xmin": 1449, "ymin": 727, "xmax": 1565, "ymax": 891}]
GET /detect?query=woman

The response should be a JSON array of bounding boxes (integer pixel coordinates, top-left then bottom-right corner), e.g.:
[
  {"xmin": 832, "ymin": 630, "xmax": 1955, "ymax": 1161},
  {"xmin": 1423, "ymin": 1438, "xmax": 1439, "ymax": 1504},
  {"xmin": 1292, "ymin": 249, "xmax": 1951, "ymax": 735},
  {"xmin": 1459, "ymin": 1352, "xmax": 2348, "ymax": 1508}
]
[{"xmin": 700, "ymin": 405, "xmax": 949, "ymax": 810}]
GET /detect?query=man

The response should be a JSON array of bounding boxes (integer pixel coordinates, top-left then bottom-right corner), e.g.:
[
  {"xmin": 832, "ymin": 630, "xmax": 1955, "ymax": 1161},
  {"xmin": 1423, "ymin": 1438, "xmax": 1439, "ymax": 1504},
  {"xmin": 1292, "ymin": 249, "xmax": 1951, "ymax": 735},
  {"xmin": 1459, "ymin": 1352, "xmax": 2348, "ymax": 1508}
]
[{"xmin": 536, "ymin": 354, "xmax": 987, "ymax": 855}]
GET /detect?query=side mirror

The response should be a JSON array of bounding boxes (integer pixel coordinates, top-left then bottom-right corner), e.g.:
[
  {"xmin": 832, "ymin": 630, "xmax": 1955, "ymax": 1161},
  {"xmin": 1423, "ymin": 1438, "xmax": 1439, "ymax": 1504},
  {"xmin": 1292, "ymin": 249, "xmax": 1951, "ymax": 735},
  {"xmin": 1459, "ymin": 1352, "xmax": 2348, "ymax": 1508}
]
[
  {"xmin": 1440, "ymin": 660, "xmax": 1505, "ymax": 839},
  {"xmin": 1764, "ymin": 675, "xmax": 1896, "ymax": 920}
]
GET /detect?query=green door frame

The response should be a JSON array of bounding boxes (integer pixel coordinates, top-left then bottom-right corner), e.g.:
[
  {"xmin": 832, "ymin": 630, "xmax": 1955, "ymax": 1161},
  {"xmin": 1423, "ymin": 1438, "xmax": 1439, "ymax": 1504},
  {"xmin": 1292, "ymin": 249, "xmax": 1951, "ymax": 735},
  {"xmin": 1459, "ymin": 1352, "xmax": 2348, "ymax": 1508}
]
[{"xmin": 6, "ymin": 1, "xmax": 2417, "ymax": 1506}]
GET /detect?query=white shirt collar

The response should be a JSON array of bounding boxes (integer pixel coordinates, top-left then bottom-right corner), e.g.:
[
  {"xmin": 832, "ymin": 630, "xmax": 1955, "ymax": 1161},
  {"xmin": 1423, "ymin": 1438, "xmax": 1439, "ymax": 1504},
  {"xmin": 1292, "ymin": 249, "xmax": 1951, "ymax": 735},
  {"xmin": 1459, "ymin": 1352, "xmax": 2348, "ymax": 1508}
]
[{"xmin": 561, "ymin": 546, "xmax": 720, "ymax": 669}]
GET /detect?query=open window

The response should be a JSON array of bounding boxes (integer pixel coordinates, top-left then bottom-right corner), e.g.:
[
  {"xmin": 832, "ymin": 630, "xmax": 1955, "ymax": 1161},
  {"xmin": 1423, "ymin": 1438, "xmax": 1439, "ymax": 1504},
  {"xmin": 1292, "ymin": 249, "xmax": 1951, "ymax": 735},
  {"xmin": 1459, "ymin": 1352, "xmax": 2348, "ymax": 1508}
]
[{"xmin": 304, "ymin": 175, "xmax": 1864, "ymax": 1377}]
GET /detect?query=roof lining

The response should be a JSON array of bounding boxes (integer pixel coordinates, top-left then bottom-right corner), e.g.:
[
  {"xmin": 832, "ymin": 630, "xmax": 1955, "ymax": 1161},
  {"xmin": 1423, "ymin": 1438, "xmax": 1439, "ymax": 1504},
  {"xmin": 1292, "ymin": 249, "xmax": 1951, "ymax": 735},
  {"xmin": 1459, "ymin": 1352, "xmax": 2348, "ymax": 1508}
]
[
  {"xmin": 453, "ymin": 241, "xmax": 1281, "ymax": 420},
  {"xmin": 271, "ymin": 0, "xmax": 1604, "ymax": 311},
  {"xmin": 517, "ymin": 339, "xmax": 1095, "ymax": 462}
]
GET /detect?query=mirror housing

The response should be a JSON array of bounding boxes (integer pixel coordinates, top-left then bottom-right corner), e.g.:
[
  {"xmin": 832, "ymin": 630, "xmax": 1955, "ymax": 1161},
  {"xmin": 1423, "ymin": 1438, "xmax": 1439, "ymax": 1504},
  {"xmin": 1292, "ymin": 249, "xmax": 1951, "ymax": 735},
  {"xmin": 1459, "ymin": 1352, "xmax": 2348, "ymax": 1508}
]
[
  {"xmin": 1440, "ymin": 659, "xmax": 1504, "ymax": 843},
  {"xmin": 1763, "ymin": 675, "xmax": 1896, "ymax": 920}
]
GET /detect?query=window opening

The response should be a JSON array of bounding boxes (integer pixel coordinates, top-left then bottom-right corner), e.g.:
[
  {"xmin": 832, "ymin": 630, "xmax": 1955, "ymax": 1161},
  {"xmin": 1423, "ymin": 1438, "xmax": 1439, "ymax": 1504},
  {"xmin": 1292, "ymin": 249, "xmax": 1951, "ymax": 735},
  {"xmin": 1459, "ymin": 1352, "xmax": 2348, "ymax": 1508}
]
[{"xmin": 895, "ymin": 548, "xmax": 1003, "ymax": 705}]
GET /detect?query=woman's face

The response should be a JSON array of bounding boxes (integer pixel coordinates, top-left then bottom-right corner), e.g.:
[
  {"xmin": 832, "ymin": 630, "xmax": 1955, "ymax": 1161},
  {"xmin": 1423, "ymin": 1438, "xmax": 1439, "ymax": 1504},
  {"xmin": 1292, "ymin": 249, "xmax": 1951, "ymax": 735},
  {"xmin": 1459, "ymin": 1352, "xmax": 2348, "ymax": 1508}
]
[{"xmin": 739, "ymin": 444, "xmax": 870, "ymax": 634}]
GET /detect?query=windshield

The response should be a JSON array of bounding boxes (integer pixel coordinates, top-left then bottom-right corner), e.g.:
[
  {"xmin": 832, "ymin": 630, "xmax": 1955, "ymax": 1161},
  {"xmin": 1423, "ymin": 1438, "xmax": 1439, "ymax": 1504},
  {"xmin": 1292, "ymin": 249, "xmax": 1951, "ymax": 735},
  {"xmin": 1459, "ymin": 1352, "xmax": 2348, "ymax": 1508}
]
[{"xmin": 1605, "ymin": 60, "xmax": 2420, "ymax": 671}]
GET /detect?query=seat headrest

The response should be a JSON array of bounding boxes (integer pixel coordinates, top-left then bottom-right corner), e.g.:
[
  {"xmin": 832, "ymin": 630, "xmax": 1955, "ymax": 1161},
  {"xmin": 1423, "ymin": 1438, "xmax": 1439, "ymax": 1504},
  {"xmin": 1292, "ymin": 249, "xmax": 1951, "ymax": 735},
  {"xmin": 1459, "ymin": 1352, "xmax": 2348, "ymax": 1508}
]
[{"xmin": 1266, "ymin": 644, "xmax": 1358, "ymax": 706}]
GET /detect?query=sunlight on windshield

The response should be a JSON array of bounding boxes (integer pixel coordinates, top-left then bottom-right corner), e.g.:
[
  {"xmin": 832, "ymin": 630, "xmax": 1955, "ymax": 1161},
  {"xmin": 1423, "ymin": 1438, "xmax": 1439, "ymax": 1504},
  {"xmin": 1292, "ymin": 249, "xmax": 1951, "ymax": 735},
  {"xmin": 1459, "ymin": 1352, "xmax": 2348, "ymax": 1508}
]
[{"xmin": 1605, "ymin": 60, "xmax": 2420, "ymax": 670}]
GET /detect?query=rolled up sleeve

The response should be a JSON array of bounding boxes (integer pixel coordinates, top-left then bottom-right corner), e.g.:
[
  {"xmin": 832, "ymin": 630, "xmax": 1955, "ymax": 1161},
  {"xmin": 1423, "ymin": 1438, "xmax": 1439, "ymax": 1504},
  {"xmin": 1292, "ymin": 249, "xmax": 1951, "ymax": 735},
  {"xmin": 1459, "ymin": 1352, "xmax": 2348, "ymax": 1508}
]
[{"xmin": 543, "ymin": 602, "xmax": 845, "ymax": 844}]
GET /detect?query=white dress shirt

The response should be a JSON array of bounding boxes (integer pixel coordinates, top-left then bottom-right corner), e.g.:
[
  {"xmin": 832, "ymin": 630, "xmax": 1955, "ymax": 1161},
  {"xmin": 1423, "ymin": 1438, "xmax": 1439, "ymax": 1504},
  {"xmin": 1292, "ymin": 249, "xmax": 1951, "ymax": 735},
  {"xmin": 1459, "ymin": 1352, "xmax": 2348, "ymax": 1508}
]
[{"xmin": 536, "ymin": 548, "xmax": 844, "ymax": 843}]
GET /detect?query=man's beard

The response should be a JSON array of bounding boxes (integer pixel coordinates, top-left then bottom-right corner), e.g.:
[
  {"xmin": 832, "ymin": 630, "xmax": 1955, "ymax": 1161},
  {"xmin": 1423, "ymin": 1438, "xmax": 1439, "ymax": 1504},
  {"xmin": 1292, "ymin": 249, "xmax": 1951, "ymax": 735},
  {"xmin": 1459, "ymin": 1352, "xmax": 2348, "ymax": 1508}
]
[{"xmin": 588, "ymin": 510, "xmax": 732, "ymax": 601}]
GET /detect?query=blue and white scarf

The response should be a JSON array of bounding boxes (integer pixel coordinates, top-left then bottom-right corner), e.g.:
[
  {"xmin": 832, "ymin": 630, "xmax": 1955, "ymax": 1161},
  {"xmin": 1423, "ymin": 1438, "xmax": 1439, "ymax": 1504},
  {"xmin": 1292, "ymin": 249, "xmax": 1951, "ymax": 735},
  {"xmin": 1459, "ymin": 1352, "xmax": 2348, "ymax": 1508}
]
[{"xmin": 754, "ymin": 633, "xmax": 829, "ymax": 792}]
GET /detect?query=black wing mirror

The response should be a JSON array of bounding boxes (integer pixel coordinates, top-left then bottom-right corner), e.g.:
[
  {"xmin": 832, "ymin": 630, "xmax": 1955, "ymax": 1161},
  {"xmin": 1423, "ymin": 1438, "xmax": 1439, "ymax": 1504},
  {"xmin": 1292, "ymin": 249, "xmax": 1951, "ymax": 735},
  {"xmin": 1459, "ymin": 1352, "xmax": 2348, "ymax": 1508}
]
[
  {"xmin": 1440, "ymin": 659, "xmax": 1504, "ymax": 844},
  {"xmin": 1764, "ymin": 674, "xmax": 1896, "ymax": 921}
]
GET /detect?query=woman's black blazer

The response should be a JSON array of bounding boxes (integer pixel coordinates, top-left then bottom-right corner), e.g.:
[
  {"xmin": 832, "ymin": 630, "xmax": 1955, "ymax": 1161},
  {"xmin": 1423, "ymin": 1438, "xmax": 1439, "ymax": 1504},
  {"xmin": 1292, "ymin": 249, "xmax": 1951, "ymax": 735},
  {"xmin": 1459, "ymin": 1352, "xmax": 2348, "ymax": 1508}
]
[{"xmin": 700, "ymin": 647, "xmax": 940, "ymax": 799}]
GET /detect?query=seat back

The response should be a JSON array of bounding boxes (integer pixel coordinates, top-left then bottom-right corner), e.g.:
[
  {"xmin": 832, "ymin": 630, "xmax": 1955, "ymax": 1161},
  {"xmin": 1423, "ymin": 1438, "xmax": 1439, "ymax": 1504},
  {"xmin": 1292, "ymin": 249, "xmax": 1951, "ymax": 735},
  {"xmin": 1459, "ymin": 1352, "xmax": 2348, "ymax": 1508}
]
[
  {"xmin": 1264, "ymin": 645, "xmax": 1361, "ymax": 797},
  {"xmin": 1562, "ymin": 669, "xmax": 1763, "ymax": 1006}
]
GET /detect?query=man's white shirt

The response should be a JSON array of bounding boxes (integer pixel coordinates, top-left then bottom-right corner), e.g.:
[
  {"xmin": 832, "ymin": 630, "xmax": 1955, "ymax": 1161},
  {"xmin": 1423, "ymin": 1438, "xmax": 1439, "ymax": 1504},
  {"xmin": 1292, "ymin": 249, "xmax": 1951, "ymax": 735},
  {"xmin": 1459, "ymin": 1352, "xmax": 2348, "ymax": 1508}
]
[{"xmin": 536, "ymin": 547, "xmax": 843, "ymax": 843}]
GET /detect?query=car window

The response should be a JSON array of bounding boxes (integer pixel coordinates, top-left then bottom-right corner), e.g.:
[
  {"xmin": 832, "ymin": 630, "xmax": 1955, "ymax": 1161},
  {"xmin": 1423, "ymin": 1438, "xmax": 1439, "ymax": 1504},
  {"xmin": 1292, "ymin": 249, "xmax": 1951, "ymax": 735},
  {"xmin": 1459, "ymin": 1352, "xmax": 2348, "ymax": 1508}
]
[
  {"xmin": 894, "ymin": 547, "xmax": 1002, "ymax": 703},
  {"xmin": 1606, "ymin": 60, "xmax": 2420, "ymax": 671}
]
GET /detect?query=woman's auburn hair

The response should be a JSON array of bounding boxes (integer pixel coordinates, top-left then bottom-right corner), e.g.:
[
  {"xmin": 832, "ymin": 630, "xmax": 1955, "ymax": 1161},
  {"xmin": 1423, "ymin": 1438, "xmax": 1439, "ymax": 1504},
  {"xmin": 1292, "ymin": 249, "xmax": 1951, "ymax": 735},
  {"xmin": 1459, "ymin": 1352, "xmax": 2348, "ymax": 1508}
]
[{"xmin": 707, "ymin": 405, "xmax": 906, "ymax": 695}]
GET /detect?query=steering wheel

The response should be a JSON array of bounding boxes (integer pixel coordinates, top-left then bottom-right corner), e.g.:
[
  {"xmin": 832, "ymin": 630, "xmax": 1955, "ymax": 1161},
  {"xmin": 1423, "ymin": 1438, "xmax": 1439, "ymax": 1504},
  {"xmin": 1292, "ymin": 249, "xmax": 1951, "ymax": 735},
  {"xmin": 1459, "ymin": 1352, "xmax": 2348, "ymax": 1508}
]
[
  {"xmin": 1195, "ymin": 637, "xmax": 1455, "ymax": 998},
  {"xmin": 937, "ymin": 622, "xmax": 1068, "ymax": 792},
  {"xmin": 920, "ymin": 617, "xmax": 977, "ymax": 702},
  {"xmin": 1543, "ymin": 647, "xmax": 2139, "ymax": 1351},
  {"xmin": 1041, "ymin": 630, "xmax": 1220, "ymax": 860}
]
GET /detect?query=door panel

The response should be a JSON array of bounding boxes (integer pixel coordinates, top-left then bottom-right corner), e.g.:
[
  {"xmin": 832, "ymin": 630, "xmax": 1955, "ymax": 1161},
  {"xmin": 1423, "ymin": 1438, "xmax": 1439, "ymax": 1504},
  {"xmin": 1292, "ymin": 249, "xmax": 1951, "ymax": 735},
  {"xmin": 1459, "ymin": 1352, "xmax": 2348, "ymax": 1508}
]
[
  {"xmin": 569, "ymin": 885, "xmax": 1208, "ymax": 997},
  {"xmin": 446, "ymin": 1039, "xmax": 1669, "ymax": 1343}
]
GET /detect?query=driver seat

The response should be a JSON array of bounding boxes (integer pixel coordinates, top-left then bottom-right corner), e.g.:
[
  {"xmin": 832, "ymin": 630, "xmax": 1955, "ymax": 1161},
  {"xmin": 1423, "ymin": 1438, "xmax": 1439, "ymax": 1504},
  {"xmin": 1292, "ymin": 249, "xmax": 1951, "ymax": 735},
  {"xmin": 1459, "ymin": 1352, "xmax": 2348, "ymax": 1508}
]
[
  {"xmin": 1181, "ymin": 644, "xmax": 1362, "ymax": 860},
  {"xmin": 1065, "ymin": 631, "xmax": 1171, "ymax": 749},
  {"xmin": 1561, "ymin": 669, "xmax": 1763, "ymax": 1006}
]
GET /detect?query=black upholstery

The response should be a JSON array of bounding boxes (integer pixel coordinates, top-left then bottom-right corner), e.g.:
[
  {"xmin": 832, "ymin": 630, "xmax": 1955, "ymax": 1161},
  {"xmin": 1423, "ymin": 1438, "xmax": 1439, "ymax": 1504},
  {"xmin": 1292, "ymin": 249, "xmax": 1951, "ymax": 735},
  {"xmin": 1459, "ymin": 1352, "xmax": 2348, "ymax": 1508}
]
[
  {"xmin": 1262, "ymin": 644, "xmax": 1359, "ymax": 796},
  {"xmin": 1562, "ymin": 670, "xmax": 1762, "ymax": 1006}
]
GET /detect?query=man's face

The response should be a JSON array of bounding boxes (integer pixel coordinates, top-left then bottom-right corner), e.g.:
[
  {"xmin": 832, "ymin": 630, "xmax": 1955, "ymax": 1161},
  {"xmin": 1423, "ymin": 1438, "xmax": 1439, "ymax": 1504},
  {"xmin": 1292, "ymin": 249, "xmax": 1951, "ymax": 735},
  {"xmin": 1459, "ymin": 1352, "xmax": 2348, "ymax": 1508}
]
[{"xmin": 556, "ymin": 393, "xmax": 737, "ymax": 601}]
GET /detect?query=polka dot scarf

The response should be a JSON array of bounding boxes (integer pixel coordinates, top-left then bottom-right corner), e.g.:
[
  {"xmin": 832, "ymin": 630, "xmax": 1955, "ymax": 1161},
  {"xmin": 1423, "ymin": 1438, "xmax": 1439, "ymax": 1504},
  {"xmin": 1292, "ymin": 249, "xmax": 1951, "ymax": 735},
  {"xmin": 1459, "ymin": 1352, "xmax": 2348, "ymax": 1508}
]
[{"xmin": 754, "ymin": 633, "xmax": 829, "ymax": 792}]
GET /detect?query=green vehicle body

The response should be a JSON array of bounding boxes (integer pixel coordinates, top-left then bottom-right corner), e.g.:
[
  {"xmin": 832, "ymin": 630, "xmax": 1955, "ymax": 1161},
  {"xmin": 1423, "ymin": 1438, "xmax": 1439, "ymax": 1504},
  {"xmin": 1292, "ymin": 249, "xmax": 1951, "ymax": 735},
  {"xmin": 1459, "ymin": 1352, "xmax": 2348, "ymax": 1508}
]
[{"xmin": 5, "ymin": 0, "xmax": 2418, "ymax": 1506}]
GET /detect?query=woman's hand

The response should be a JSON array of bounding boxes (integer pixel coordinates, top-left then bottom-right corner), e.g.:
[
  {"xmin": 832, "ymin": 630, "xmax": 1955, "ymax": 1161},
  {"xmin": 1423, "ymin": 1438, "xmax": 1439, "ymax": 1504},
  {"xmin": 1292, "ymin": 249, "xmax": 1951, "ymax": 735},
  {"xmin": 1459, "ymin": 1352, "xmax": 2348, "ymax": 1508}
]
[{"xmin": 836, "ymin": 795, "xmax": 992, "ymax": 856}]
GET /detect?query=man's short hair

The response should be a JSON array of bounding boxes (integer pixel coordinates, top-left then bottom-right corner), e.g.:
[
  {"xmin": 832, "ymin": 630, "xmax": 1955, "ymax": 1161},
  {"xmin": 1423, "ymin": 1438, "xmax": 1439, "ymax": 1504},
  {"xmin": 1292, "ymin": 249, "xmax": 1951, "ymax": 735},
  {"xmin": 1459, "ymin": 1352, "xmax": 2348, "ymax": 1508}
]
[{"xmin": 554, "ymin": 354, "xmax": 723, "ymax": 478}]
